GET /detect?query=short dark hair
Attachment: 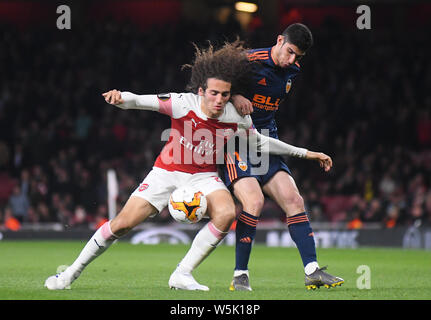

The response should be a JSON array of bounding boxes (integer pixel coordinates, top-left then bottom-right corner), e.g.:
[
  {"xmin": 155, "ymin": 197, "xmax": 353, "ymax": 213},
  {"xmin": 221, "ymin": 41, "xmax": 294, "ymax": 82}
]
[
  {"xmin": 282, "ymin": 23, "xmax": 313, "ymax": 52},
  {"xmin": 183, "ymin": 39, "xmax": 252, "ymax": 94}
]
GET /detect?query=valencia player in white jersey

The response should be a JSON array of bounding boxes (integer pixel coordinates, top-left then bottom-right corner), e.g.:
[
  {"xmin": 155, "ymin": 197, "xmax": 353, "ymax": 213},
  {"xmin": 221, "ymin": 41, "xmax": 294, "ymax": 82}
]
[{"xmin": 44, "ymin": 41, "xmax": 332, "ymax": 291}]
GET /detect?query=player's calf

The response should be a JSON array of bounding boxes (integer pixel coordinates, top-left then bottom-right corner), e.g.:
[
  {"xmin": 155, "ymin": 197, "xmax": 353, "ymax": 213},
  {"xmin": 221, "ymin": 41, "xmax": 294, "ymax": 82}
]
[{"xmin": 205, "ymin": 190, "xmax": 236, "ymax": 232}]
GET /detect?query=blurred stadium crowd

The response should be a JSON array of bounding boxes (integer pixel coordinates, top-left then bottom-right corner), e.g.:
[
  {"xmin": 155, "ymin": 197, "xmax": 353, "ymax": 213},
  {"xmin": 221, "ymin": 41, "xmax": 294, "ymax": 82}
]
[{"xmin": 0, "ymin": 13, "xmax": 430, "ymax": 231}]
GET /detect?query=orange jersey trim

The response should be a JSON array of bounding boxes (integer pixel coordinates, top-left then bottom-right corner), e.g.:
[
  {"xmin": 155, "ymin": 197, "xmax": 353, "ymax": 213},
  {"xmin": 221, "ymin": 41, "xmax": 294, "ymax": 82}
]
[
  {"xmin": 248, "ymin": 51, "xmax": 269, "ymax": 61},
  {"xmin": 225, "ymin": 153, "xmax": 237, "ymax": 182}
]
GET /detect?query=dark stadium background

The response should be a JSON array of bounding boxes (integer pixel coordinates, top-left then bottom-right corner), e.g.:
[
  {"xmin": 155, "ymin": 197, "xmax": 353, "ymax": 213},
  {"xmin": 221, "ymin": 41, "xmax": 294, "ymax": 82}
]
[{"xmin": 0, "ymin": 0, "xmax": 430, "ymax": 248}]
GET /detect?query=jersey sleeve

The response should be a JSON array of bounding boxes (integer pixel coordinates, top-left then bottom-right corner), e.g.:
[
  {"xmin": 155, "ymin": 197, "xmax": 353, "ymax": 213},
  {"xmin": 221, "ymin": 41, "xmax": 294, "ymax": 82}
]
[
  {"xmin": 235, "ymin": 114, "xmax": 307, "ymax": 158},
  {"xmin": 114, "ymin": 91, "xmax": 160, "ymax": 112},
  {"xmin": 248, "ymin": 131, "xmax": 308, "ymax": 158},
  {"xmin": 237, "ymin": 115, "xmax": 254, "ymax": 132},
  {"xmin": 113, "ymin": 92, "xmax": 190, "ymax": 118},
  {"xmin": 232, "ymin": 114, "xmax": 307, "ymax": 157},
  {"xmin": 235, "ymin": 115, "xmax": 257, "ymax": 140}
]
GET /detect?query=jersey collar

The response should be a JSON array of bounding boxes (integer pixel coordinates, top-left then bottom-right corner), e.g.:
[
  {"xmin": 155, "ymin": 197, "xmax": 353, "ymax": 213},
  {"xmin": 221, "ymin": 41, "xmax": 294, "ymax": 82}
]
[{"xmin": 269, "ymin": 46, "xmax": 277, "ymax": 67}]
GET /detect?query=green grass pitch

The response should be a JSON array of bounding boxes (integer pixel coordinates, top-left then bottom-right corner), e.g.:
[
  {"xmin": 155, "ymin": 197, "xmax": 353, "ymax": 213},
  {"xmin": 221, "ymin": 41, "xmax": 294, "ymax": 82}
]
[{"xmin": 0, "ymin": 240, "xmax": 430, "ymax": 300}]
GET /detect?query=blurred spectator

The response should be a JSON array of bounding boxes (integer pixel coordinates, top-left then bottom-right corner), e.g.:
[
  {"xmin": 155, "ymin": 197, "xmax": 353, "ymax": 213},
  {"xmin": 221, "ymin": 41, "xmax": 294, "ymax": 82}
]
[
  {"xmin": 346, "ymin": 195, "xmax": 366, "ymax": 229},
  {"xmin": 407, "ymin": 202, "xmax": 424, "ymax": 227},
  {"xmin": 417, "ymin": 108, "xmax": 431, "ymax": 147},
  {"xmin": 0, "ymin": 141, "xmax": 9, "ymax": 168},
  {"xmin": 93, "ymin": 203, "xmax": 109, "ymax": 230},
  {"xmin": 0, "ymin": 171, "xmax": 16, "ymax": 206},
  {"xmin": 3, "ymin": 205, "xmax": 21, "ymax": 231},
  {"xmin": 383, "ymin": 203, "xmax": 400, "ymax": 229},
  {"xmin": 8, "ymin": 185, "xmax": 30, "ymax": 223},
  {"xmin": 70, "ymin": 205, "xmax": 90, "ymax": 228},
  {"xmin": 75, "ymin": 107, "xmax": 93, "ymax": 140},
  {"xmin": 305, "ymin": 190, "xmax": 325, "ymax": 223},
  {"xmin": 425, "ymin": 191, "xmax": 431, "ymax": 225},
  {"xmin": 347, "ymin": 212, "xmax": 363, "ymax": 230},
  {"xmin": 34, "ymin": 202, "xmax": 54, "ymax": 223},
  {"xmin": 379, "ymin": 172, "xmax": 396, "ymax": 200},
  {"xmin": 361, "ymin": 199, "xmax": 385, "ymax": 223},
  {"xmin": 12, "ymin": 144, "xmax": 24, "ymax": 173},
  {"xmin": 51, "ymin": 193, "xmax": 73, "ymax": 226}
]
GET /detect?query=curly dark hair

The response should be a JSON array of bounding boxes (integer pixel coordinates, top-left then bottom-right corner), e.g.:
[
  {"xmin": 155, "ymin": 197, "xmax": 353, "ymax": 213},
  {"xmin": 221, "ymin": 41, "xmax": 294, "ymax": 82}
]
[{"xmin": 183, "ymin": 39, "xmax": 253, "ymax": 94}]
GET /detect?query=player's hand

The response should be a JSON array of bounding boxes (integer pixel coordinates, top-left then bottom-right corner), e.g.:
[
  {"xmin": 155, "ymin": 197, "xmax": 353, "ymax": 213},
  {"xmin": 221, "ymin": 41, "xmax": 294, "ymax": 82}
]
[
  {"xmin": 232, "ymin": 94, "xmax": 253, "ymax": 116},
  {"xmin": 305, "ymin": 151, "xmax": 333, "ymax": 172},
  {"xmin": 102, "ymin": 89, "xmax": 124, "ymax": 105}
]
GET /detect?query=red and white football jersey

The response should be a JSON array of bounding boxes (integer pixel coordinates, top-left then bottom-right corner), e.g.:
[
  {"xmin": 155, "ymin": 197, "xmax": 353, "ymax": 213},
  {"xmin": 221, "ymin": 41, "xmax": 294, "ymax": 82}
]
[{"xmin": 152, "ymin": 93, "xmax": 253, "ymax": 174}]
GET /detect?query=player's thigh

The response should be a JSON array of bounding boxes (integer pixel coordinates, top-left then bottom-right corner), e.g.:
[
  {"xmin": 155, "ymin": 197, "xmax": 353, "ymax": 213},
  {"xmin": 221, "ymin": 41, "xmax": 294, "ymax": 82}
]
[
  {"xmin": 232, "ymin": 177, "xmax": 265, "ymax": 216},
  {"xmin": 110, "ymin": 196, "xmax": 158, "ymax": 236},
  {"xmin": 131, "ymin": 167, "xmax": 179, "ymax": 212},
  {"xmin": 262, "ymin": 170, "xmax": 305, "ymax": 215},
  {"xmin": 205, "ymin": 189, "xmax": 236, "ymax": 231}
]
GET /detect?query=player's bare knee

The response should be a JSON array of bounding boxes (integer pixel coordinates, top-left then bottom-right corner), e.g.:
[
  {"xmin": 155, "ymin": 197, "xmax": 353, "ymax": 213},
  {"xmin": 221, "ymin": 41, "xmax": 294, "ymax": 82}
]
[
  {"xmin": 217, "ymin": 205, "xmax": 236, "ymax": 222},
  {"xmin": 285, "ymin": 194, "xmax": 305, "ymax": 215},
  {"xmin": 210, "ymin": 205, "xmax": 236, "ymax": 231},
  {"xmin": 110, "ymin": 197, "xmax": 156, "ymax": 236},
  {"xmin": 233, "ymin": 180, "xmax": 264, "ymax": 215},
  {"xmin": 241, "ymin": 194, "xmax": 264, "ymax": 216}
]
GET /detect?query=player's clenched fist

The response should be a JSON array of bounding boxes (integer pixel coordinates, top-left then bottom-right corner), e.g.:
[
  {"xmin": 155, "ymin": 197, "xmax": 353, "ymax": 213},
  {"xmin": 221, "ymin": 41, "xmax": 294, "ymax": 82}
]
[{"xmin": 102, "ymin": 89, "xmax": 124, "ymax": 105}]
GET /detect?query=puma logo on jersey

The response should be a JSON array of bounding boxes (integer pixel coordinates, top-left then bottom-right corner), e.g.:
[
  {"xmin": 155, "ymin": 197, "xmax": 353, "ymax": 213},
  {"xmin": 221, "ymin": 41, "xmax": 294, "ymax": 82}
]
[{"xmin": 191, "ymin": 118, "xmax": 200, "ymax": 128}]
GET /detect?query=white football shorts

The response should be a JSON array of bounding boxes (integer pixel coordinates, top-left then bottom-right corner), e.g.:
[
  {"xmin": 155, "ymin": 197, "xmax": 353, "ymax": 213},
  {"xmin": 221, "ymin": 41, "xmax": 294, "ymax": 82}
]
[{"xmin": 130, "ymin": 166, "xmax": 229, "ymax": 212}]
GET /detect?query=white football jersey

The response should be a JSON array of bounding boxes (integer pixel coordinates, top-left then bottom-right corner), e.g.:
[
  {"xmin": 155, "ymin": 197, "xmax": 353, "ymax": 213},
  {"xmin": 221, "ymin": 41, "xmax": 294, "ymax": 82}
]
[
  {"xmin": 153, "ymin": 92, "xmax": 253, "ymax": 174},
  {"xmin": 117, "ymin": 91, "xmax": 307, "ymax": 174}
]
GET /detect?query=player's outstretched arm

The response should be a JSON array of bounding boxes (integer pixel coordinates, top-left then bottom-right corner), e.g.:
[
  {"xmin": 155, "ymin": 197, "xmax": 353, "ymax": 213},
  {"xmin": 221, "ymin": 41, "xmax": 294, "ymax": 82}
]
[
  {"xmin": 247, "ymin": 130, "xmax": 332, "ymax": 172},
  {"xmin": 102, "ymin": 89, "xmax": 161, "ymax": 111}
]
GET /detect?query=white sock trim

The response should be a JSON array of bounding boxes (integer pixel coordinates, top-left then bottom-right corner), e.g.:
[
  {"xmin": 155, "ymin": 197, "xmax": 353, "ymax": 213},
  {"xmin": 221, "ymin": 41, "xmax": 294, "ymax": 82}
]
[
  {"xmin": 234, "ymin": 270, "xmax": 249, "ymax": 277},
  {"xmin": 207, "ymin": 221, "xmax": 227, "ymax": 240},
  {"xmin": 101, "ymin": 220, "xmax": 119, "ymax": 240},
  {"xmin": 304, "ymin": 261, "xmax": 319, "ymax": 275}
]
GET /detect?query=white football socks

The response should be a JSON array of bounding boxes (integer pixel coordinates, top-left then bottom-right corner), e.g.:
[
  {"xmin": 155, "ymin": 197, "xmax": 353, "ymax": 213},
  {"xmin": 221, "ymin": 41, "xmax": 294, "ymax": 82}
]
[
  {"xmin": 176, "ymin": 221, "xmax": 227, "ymax": 274},
  {"xmin": 68, "ymin": 221, "xmax": 119, "ymax": 274},
  {"xmin": 304, "ymin": 261, "xmax": 320, "ymax": 275},
  {"xmin": 234, "ymin": 270, "xmax": 249, "ymax": 277}
]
